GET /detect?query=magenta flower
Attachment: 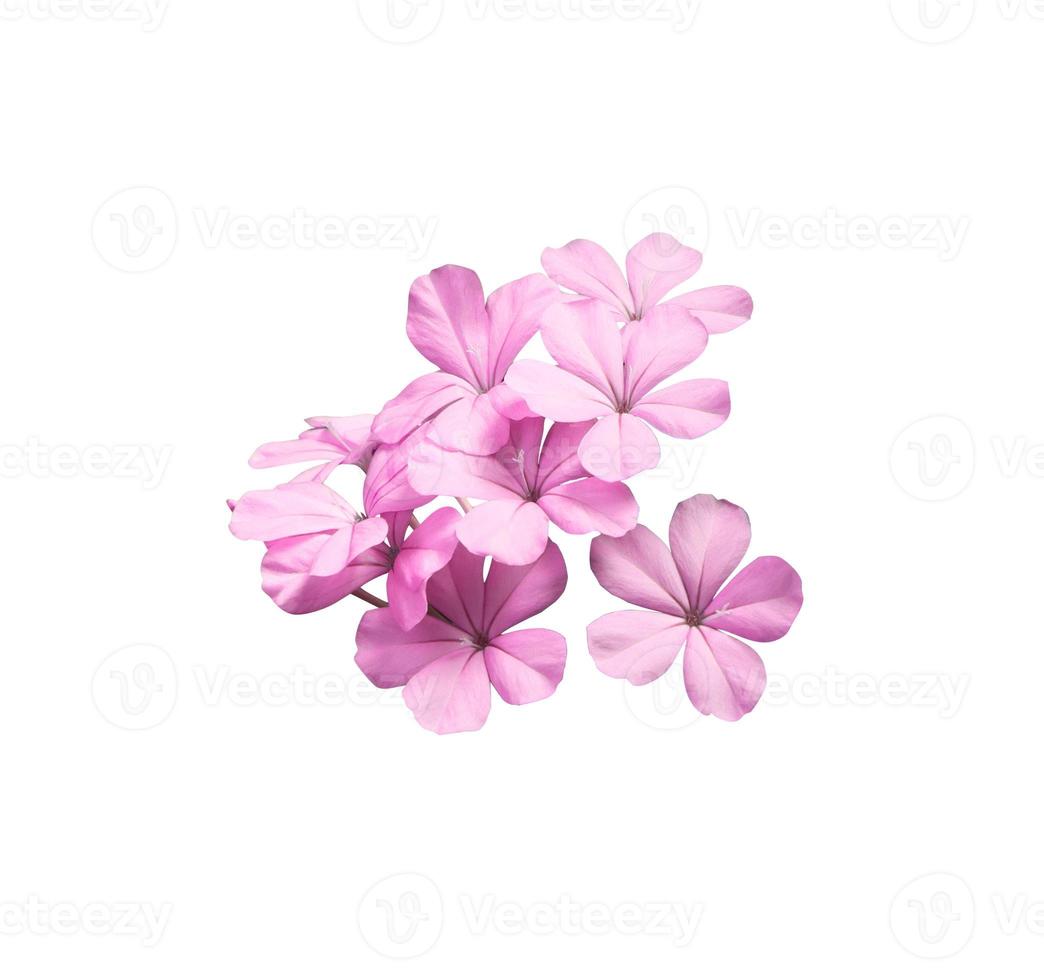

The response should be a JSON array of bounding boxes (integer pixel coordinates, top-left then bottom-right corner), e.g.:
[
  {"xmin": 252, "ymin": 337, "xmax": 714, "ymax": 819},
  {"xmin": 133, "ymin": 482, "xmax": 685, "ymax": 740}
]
[
  {"xmin": 505, "ymin": 298, "xmax": 730, "ymax": 480},
  {"xmin": 587, "ymin": 494, "xmax": 802, "ymax": 721},
  {"xmin": 248, "ymin": 414, "xmax": 377, "ymax": 483},
  {"xmin": 355, "ymin": 541, "xmax": 568, "ymax": 734},
  {"xmin": 372, "ymin": 266, "xmax": 561, "ymax": 455},
  {"xmin": 408, "ymin": 417, "xmax": 638, "ymax": 565},
  {"xmin": 542, "ymin": 232, "xmax": 753, "ymax": 332}
]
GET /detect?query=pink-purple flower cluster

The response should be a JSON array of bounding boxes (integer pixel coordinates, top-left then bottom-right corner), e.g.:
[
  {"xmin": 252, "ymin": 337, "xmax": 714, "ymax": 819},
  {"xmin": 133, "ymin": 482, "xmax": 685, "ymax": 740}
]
[{"xmin": 229, "ymin": 233, "xmax": 802, "ymax": 733}]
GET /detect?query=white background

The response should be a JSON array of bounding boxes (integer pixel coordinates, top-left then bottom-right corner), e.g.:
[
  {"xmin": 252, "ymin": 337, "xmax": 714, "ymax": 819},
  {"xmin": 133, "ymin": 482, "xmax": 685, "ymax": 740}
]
[{"xmin": 2, "ymin": 0, "xmax": 1041, "ymax": 975}]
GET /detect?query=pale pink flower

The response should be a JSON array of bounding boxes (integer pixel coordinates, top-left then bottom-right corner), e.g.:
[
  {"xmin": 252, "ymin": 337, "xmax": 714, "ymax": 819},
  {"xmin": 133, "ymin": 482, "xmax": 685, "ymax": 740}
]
[
  {"xmin": 408, "ymin": 417, "xmax": 638, "ymax": 565},
  {"xmin": 587, "ymin": 494, "xmax": 802, "ymax": 721},
  {"xmin": 372, "ymin": 266, "xmax": 561, "ymax": 455},
  {"xmin": 355, "ymin": 542, "xmax": 568, "ymax": 734},
  {"xmin": 233, "ymin": 504, "xmax": 459, "ymax": 620},
  {"xmin": 248, "ymin": 414, "xmax": 377, "ymax": 483},
  {"xmin": 505, "ymin": 299, "xmax": 730, "ymax": 480},
  {"xmin": 542, "ymin": 232, "xmax": 752, "ymax": 332}
]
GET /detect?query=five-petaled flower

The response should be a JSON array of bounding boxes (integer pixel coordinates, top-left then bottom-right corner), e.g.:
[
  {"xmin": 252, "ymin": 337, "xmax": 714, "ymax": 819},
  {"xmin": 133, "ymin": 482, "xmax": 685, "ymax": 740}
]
[
  {"xmin": 587, "ymin": 494, "xmax": 802, "ymax": 721},
  {"xmin": 506, "ymin": 298, "xmax": 730, "ymax": 480},
  {"xmin": 408, "ymin": 416, "xmax": 638, "ymax": 565},
  {"xmin": 372, "ymin": 266, "xmax": 561, "ymax": 455},
  {"xmin": 356, "ymin": 541, "xmax": 569, "ymax": 733},
  {"xmin": 542, "ymin": 232, "xmax": 753, "ymax": 332}
]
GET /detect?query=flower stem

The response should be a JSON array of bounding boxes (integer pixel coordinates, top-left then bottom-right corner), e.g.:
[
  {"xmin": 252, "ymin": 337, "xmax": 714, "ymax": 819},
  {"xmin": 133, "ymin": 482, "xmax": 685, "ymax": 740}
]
[
  {"xmin": 352, "ymin": 588, "xmax": 387, "ymax": 609},
  {"xmin": 455, "ymin": 496, "xmax": 472, "ymax": 513}
]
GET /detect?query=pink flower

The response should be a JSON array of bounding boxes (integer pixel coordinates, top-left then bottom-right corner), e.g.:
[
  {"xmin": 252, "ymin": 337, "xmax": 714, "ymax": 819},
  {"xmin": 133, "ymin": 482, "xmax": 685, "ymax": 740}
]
[
  {"xmin": 505, "ymin": 299, "xmax": 730, "ymax": 480},
  {"xmin": 408, "ymin": 417, "xmax": 638, "ymax": 565},
  {"xmin": 542, "ymin": 232, "xmax": 753, "ymax": 332},
  {"xmin": 248, "ymin": 414, "xmax": 377, "ymax": 483},
  {"xmin": 587, "ymin": 494, "xmax": 802, "ymax": 721},
  {"xmin": 233, "ymin": 502, "xmax": 459, "ymax": 620},
  {"xmin": 355, "ymin": 542, "xmax": 568, "ymax": 733},
  {"xmin": 382, "ymin": 508, "xmax": 461, "ymax": 630},
  {"xmin": 258, "ymin": 532, "xmax": 389, "ymax": 615},
  {"xmin": 229, "ymin": 482, "xmax": 389, "ymax": 577},
  {"xmin": 372, "ymin": 266, "xmax": 561, "ymax": 455}
]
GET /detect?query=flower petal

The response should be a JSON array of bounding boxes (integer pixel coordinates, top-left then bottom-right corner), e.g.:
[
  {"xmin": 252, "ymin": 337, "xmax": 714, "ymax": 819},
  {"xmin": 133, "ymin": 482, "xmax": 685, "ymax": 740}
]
[
  {"xmin": 457, "ymin": 499, "xmax": 549, "ymax": 566},
  {"xmin": 261, "ymin": 536, "xmax": 387, "ymax": 614},
  {"xmin": 484, "ymin": 629, "xmax": 566, "ymax": 705},
  {"xmin": 486, "ymin": 382, "xmax": 535, "ymax": 421},
  {"xmin": 363, "ymin": 428, "xmax": 435, "ymax": 516},
  {"xmin": 387, "ymin": 508, "xmax": 462, "ymax": 630},
  {"xmin": 425, "ymin": 544, "xmax": 486, "ymax": 635},
  {"xmin": 702, "ymin": 556, "xmax": 803, "ymax": 641},
  {"xmin": 578, "ymin": 412, "xmax": 660, "ymax": 481},
  {"xmin": 587, "ymin": 610, "xmax": 688, "ymax": 684},
  {"xmin": 310, "ymin": 516, "xmax": 388, "ymax": 575},
  {"xmin": 621, "ymin": 303, "xmax": 708, "ymax": 402},
  {"xmin": 534, "ymin": 420, "xmax": 594, "ymax": 491},
  {"xmin": 625, "ymin": 233, "xmax": 703, "ymax": 316},
  {"xmin": 303, "ymin": 414, "xmax": 377, "ymax": 459},
  {"xmin": 404, "ymin": 648, "xmax": 491, "ymax": 734},
  {"xmin": 482, "ymin": 540, "xmax": 568, "ymax": 637},
  {"xmin": 539, "ymin": 478, "xmax": 638, "ymax": 537},
  {"xmin": 248, "ymin": 427, "xmax": 352, "ymax": 471},
  {"xmin": 372, "ymin": 372, "xmax": 471, "ymax": 445},
  {"xmin": 683, "ymin": 626, "xmax": 766, "ymax": 721},
  {"xmin": 428, "ymin": 390, "xmax": 511, "ymax": 455},
  {"xmin": 540, "ymin": 298, "xmax": 626, "ymax": 400},
  {"xmin": 484, "ymin": 273, "xmax": 562, "ymax": 386},
  {"xmin": 631, "ymin": 379, "xmax": 731, "ymax": 439},
  {"xmin": 668, "ymin": 494, "xmax": 751, "ymax": 613},
  {"xmin": 589, "ymin": 525, "xmax": 688, "ymax": 616},
  {"xmin": 541, "ymin": 238, "xmax": 632, "ymax": 316},
  {"xmin": 229, "ymin": 483, "xmax": 356, "ymax": 541},
  {"xmin": 407, "ymin": 265, "xmax": 489, "ymax": 388},
  {"xmin": 408, "ymin": 439, "xmax": 523, "ymax": 501},
  {"xmin": 505, "ymin": 360, "xmax": 612, "ymax": 423},
  {"xmin": 355, "ymin": 607, "xmax": 467, "ymax": 688},
  {"xmin": 667, "ymin": 285, "xmax": 753, "ymax": 334}
]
